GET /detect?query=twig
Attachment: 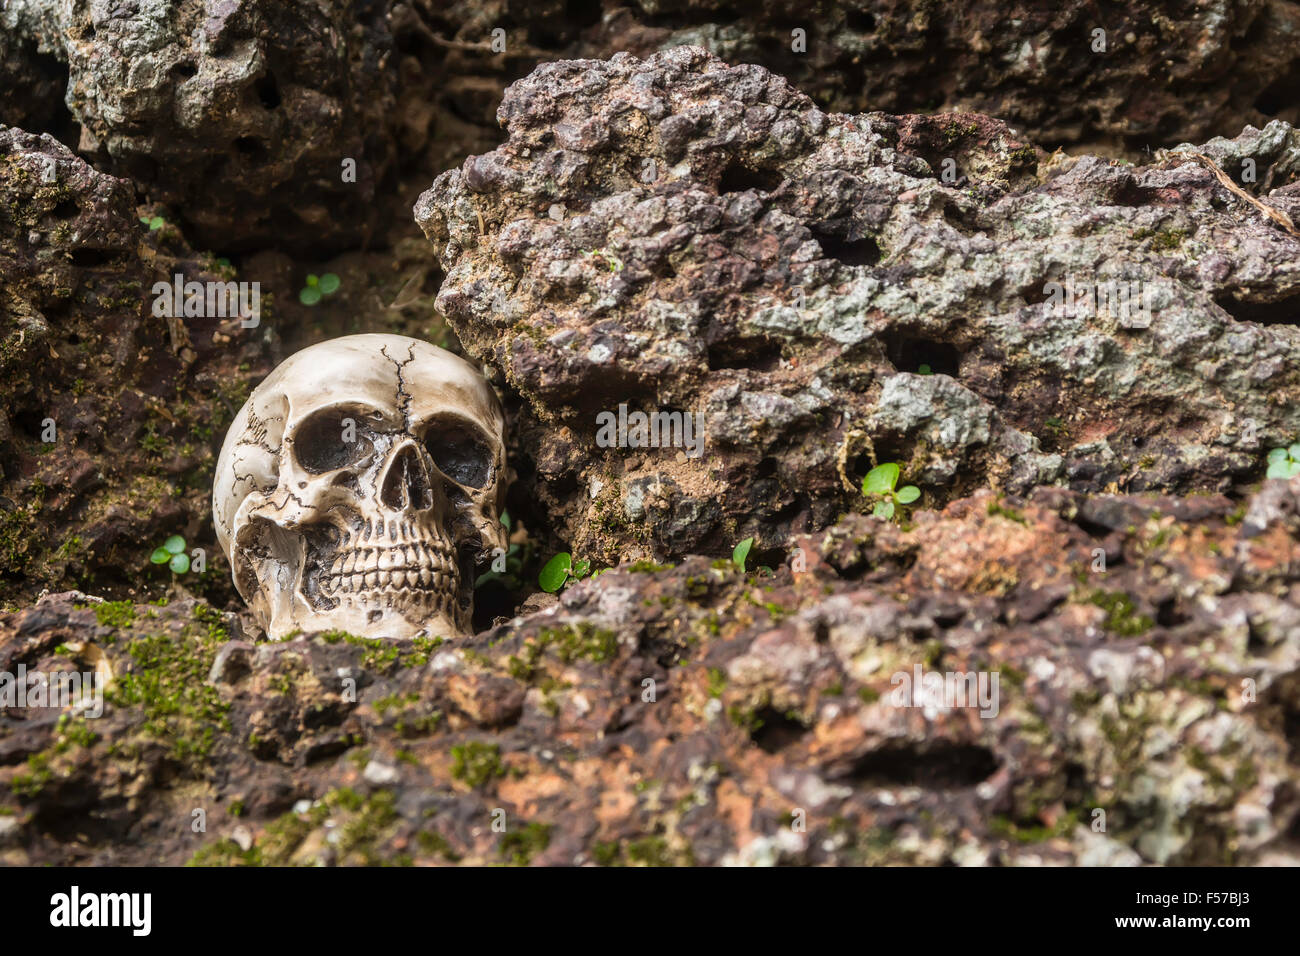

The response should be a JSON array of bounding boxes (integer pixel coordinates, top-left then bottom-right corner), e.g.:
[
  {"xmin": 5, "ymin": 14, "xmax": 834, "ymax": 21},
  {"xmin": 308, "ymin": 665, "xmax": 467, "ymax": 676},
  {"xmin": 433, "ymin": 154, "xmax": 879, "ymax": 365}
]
[{"xmin": 1188, "ymin": 151, "xmax": 1300, "ymax": 239}]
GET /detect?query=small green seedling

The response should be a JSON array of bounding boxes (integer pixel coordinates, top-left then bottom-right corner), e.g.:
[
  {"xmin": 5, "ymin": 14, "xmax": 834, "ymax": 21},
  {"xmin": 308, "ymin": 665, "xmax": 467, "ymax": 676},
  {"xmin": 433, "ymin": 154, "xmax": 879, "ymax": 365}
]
[
  {"xmin": 1267, "ymin": 444, "xmax": 1300, "ymax": 479},
  {"xmin": 917, "ymin": 364, "xmax": 932, "ymax": 375},
  {"xmin": 539, "ymin": 552, "xmax": 592, "ymax": 592},
  {"xmin": 732, "ymin": 537, "xmax": 754, "ymax": 572},
  {"xmin": 476, "ymin": 511, "xmax": 528, "ymax": 590},
  {"xmin": 582, "ymin": 249, "xmax": 623, "ymax": 273},
  {"xmin": 299, "ymin": 272, "xmax": 341, "ymax": 306},
  {"xmin": 862, "ymin": 462, "xmax": 920, "ymax": 520},
  {"xmin": 150, "ymin": 535, "xmax": 190, "ymax": 574},
  {"xmin": 139, "ymin": 215, "xmax": 165, "ymax": 231}
]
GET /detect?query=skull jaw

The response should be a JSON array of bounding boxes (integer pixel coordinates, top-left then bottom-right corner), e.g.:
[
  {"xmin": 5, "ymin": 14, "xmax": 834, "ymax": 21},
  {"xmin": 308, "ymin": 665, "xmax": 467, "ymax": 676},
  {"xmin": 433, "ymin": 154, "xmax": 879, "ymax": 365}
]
[
  {"xmin": 233, "ymin": 517, "xmax": 473, "ymax": 642},
  {"xmin": 263, "ymin": 597, "xmax": 465, "ymax": 642}
]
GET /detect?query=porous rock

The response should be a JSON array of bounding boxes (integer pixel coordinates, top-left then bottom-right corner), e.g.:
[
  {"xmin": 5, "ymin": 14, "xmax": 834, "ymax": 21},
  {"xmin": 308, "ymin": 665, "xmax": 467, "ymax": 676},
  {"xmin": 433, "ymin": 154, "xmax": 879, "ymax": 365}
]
[
  {"xmin": 417, "ymin": 47, "xmax": 1300, "ymax": 563},
  {"xmin": 2, "ymin": 484, "xmax": 1297, "ymax": 866}
]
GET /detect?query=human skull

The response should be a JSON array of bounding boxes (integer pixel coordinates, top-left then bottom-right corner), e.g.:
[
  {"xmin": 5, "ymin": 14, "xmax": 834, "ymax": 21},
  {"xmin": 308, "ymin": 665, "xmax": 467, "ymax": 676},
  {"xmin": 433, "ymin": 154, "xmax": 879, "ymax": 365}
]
[{"xmin": 213, "ymin": 334, "xmax": 507, "ymax": 640}]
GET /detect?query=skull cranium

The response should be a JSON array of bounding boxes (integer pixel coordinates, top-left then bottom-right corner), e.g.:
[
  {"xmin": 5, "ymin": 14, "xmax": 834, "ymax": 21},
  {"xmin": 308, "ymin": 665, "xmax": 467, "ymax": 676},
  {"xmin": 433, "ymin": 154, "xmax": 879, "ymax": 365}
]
[{"xmin": 213, "ymin": 334, "xmax": 507, "ymax": 640}]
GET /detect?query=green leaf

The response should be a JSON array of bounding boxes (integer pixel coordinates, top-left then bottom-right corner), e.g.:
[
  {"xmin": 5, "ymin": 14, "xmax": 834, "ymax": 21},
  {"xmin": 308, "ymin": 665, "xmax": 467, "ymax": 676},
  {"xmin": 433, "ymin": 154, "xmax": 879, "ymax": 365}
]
[
  {"xmin": 863, "ymin": 463, "xmax": 900, "ymax": 496},
  {"xmin": 150, "ymin": 547, "xmax": 172, "ymax": 565},
  {"xmin": 732, "ymin": 537, "xmax": 754, "ymax": 572},
  {"xmin": 1287, "ymin": 461, "xmax": 1300, "ymax": 479},
  {"xmin": 318, "ymin": 273, "xmax": 341, "ymax": 295},
  {"xmin": 571, "ymin": 558, "xmax": 591, "ymax": 579},
  {"xmin": 1289, "ymin": 443, "xmax": 1300, "ymax": 461},
  {"xmin": 872, "ymin": 500, "xmax": 895, "ymax": 520},
  {"xmin": 163, "ymin": 534, "xmax": 186, "ymax": 554},
  {"xmin": 539, "ymin": 553, "xmax": 572, "ymax": 592},
  {"xmin": 306, "ymin": 274, "xmax": 319, "ymax": 287},
  {"xmin": 169, "ymin": 552, "xmax": 190, "ymax": 574},
  {"xmin": 1268, "ymin": 447, "xmax": 1288, "ymax": 463},
  {"xmin": 299, "ymin": 286, "xmax": 322, "ymax": 306},
  {"xmin": 148, "ymin": 216, "xmax": 165, "ymax": 231},
  {"xmin": 895, "ymin": 485, "xmax": 920, "ymax": 504},
  {"xmin": 917, "ymin": 364, "xmax": 931, "ymax": 375},
  {"xmin": 500, "ymin": 510, "xmax": 511, "ymax": 530}
]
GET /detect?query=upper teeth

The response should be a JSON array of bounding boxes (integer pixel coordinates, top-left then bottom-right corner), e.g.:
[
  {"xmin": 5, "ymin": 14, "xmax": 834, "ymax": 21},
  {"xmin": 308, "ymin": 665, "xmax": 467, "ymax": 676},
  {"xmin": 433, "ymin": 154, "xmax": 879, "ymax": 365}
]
[{"xmin": 319, "ymin": 543, "xmax": 457, "ymax": 596}]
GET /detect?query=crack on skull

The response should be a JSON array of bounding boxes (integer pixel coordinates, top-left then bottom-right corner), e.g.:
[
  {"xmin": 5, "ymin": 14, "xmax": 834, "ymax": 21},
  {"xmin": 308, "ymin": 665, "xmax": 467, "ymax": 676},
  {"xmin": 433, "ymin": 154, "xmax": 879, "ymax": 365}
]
[{"xmin": 380, "ymin": 341, "xmax": 418, "ymax": 428}]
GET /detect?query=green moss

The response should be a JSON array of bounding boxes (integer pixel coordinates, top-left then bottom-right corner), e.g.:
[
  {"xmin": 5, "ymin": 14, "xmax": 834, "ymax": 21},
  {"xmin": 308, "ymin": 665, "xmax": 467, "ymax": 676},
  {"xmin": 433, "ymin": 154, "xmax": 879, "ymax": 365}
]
[
  {"xmin": 417, "ymin": 829, "xmax": 462, "ymax": 861},
  {"xmin": 1086, "ymin": 589, "xmax": 1154, "ymax": 637},
  {"xmin": 592, "ymin": 835, "xmax": 677, "ymax": 866},
  {"xmin": 726, "ymin": 702, "xmax": 764, "ymax": 733},
  {"xmin": 508, "ymin": 623, "xmax": 619, "ymax": 684},
  {"xmin": 1007, "ymin": 144, "xmax": 1038, "ymax": 168},
  {"xmin": 998, "ymin": 664, "xmax": 1027, "ymax": 688},
  {"xmin": 537, "ymin": 623, "xmax": 619, "ymax": 664},
  {"xmin": 316, "ymin": 630, "xmax": 439, "ymax": 670},
  {"xmin": 706, "ymin": 667, "xmax": 727, "ymax": 698},
  {"xmin": 942, "ymin": 121, "xmax": 980, "ymax": 145},
  {"xmin": 499, "ymin": 822, "xmax": 552, "ymax": 865},
  {"xmin": 403, "ymin": 635, "xmax": 445, "ymax": 667},
  {"xmin": 451, "ymin": 741, "xmax": 505, "ymax": 787},
  {"xmin": 990, "ymin": 808, "xmax": 1080, "ymax": 843},
  {"xmin": 106, "ymin": 623, "xmax": 232, "ymax": 763},
  {"xmin": 627, "ymin": 559, "xmax": 674, "ymax": 573},
  {"xmin": 10, "ymin": 752, "xmax": 52, "ymax": 798},
  {"xmin": 187, "ymin": 787, "xmax": 401, "ymax": 866},
  {"xmin": 187, "ymin": 838, "xmax": 262, "ymax": 867},
  {"xmin": 11, "ymin": 715, "xmax": 100, "ymax": 797},
  {"xmin": 856, "ymin": 686, "xmax": 880, "ymax": 704},
  {"xmin": 986, "ymin": 500, "xmax": 1029, "ymax": 526}
]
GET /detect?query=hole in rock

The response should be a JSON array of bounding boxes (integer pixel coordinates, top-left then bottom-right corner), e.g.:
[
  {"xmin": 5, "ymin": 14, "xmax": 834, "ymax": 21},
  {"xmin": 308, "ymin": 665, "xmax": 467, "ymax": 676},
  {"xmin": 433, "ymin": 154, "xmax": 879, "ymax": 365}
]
[
  {"xmin": 1255, "ymin": 64, "xmax": 1300, "ymax": 118},
  {"xmin": 172, "ymin": 62, "xmax": 198, "ymax": 80},
  {"xmin": 884, "ymin": 335, "xmax": 960, "ymax": 376},
  {"xmin": 1214, "ymin": 288, "xmax": 1300, "ymax": 326},
  {"xmin": 1021, "ymin": 279, "xmax": 1052, "ymax": 305},
  {"xmin": 255, "ymin": 73, "xmax": 281, "ymax": 110},
  {"xmin": 751, "ymin": 707, "xmax": 809, "ymax": 753},
  {"xmin": 51, "ymin": 198, "xmax": 79, "ymax": 220},
  {"xmin": 848, "ymin": 743, "xmax": 999, "ymax": 788},
  {"xmin": 718, "ymin": 159, "xmax": 784, "ymax": 194},
  {"xmin": 234, "ymin": 136, "xmax": 269, "ymax": 161},
  {"xmin": 10, "ymin": 43, "xmax": 81, "ymax": 151},
  {"xmin": 846, "ymin": 10, "xmax": 876, "ymax": 32},
  {"xmin": 1156, "ymin": 597, "xmax": 1188, "ymax": 628},
  {"xmin": 811, "ymin": 225, "xmax": 882, "ymax": 266},
  {"xmin": 706, "ymin": 337, "xmax": 783, "ymax": 372},
  {"xmin": 1110, "ymin": 180, "xmax": 1160, "ymax": 207},
  {"xmin": 68, "ymin": 248, "xmax": 121, "ymax": 269}
]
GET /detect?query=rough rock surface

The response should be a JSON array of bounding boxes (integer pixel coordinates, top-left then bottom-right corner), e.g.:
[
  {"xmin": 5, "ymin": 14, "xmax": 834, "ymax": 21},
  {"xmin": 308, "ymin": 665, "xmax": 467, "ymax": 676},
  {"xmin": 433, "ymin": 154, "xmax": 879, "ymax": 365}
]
[
  {"xmin": 9, "ymin": 1, "xmax": 1300, "ymax": 254},
  {"xmin": 1, "ymin": 0, "xmax": 405, "ymax": 253},
  {"xmin": 417, "ymin": 47, "xmax": 1300, "ymax": 564},
  {"xmin": 2, "ymin": 483, "xmax": 1298, "ymax": 866},
  {"xmin": 0, "ymin": 124, "xmax": 268, "ymax": 608},
  {"xmin": 596, "ymin": 0, "xmax": 1300, "ymax": 154}
]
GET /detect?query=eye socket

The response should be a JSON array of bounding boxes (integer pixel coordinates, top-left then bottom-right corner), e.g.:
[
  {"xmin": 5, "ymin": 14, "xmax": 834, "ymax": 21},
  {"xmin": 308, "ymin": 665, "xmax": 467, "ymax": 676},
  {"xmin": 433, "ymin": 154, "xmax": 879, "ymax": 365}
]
[
  {"xmin": 423, "ymin": 419, "xmax": 494, "ymax": 489},
  {"xmin": 293, "ymin": 409, "xmax": 376, "ymax": 474}
]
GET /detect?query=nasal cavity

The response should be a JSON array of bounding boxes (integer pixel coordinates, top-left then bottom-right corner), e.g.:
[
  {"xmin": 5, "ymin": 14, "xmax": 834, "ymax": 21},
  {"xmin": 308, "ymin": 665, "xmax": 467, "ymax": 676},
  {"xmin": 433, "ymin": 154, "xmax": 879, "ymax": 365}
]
[{"xmin": 380, "ymin": 444, "xmax": 433, "ymax": 511}]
